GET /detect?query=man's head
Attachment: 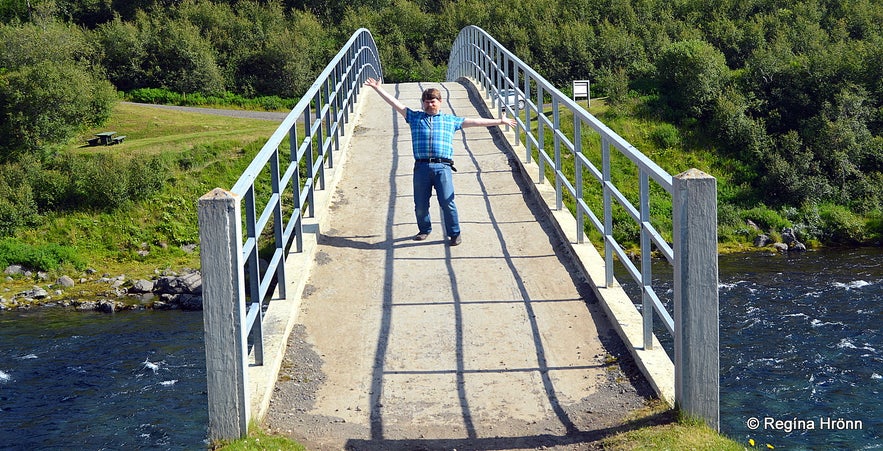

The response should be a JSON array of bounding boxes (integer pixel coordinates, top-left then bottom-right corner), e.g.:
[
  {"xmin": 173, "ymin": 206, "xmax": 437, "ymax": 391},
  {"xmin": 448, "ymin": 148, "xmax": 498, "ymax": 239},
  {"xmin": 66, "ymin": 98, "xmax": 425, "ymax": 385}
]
[{"xmin": 421, "ymin": 88, "xmax": 442, "ymax": 115}]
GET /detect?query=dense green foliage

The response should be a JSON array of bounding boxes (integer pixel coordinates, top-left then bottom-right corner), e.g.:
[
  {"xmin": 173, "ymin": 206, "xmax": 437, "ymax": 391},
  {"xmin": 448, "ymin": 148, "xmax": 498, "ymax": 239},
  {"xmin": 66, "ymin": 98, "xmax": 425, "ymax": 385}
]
[
  {"xmin": 127, "ymin": 87, "xmax": 297, "ymax": 110},
  {"xmin": 0, "ymin": 19, "xmax": 116, "ymax": 160},
  {"xmin": 1, "ymin": 0, "xmax": 881, "ymax": 247},
  {"xmin": 0, "ymin": 153, "xmax": 167, "ymax": 235},
  {"xmin": 0, "ymin": 237, "xmax": 86, "ymax": 272}
]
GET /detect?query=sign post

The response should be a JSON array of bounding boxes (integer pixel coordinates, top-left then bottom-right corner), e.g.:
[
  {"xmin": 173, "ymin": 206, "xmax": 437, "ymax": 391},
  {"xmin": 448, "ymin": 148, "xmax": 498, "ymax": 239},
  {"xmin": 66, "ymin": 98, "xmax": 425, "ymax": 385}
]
[{"xmin": 573, "ymin": 80, "xmax": 590, "ymax": 107}]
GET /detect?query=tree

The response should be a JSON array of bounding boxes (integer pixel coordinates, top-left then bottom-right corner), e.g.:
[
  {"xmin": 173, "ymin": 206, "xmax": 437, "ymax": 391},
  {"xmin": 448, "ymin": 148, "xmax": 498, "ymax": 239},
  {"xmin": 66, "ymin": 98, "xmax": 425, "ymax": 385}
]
[
  {"xmin": 138, "ymin": 10, "xmax": 225, "ymax": 95},
  {"xmin": 656, "ymin": 39, "xmax": 730, "ymax": 121},
  {"xmin": 0, "ymin": 21, "xmax": 116, "ymax": 159},
  {"xmin": 804, "ymin": 84, "xmax": 879, "ymax": 211},
  {"xmin": 93, "ymin": 16, "xmax": 146, "ymax": 91},
  {"xmin": 231, "ymin": 7, "xmax": 328, "ymax": 97}
]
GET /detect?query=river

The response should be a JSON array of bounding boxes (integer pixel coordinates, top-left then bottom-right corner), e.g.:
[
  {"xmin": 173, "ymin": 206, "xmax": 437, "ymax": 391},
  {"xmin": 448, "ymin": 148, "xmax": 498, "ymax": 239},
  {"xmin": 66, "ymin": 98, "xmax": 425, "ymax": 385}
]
[
  {"xmin": 715, "ymin": 248, "xmax": 881, "ymax": 449},
  {"xmin": 619, "ymin": 247, "xmax": 882, "ymax": 450},
  {"xmin": 0, "ymin": 248, "xmax": 880, "ymax": 449},
  {"xmin": 0, "ymin": 310, "xmax": 207, "ymax": 449}
]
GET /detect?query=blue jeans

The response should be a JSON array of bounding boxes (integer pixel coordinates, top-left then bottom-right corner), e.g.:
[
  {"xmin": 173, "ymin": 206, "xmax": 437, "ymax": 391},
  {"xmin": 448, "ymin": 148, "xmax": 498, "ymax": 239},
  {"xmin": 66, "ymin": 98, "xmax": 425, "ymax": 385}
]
[{"xmin": 413, "ymin": 161, "xmax": 460, "ymax": 237}]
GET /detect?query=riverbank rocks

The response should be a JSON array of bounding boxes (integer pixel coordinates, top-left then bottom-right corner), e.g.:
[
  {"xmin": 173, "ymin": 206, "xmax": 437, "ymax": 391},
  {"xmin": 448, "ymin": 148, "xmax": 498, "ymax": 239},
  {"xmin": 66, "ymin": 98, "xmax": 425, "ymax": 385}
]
[
  {"xmin": 130, "ymin": 279, "xmax": 154, "ymax": 293},
  {"xmin": 17, "ymin": 286, "xmax": 49, "ymax": 300},
  {"xmin": 753, "ymin": 227, "xmax": 807, "ymax": 252},
  {"xmin": 754, "ymin": 234, "xmax": 772, "ymax": 247},
  {"xmin": 56, "ymin": 275, "xmax": 75, "ymax": 288},
  {"xmin": 154, "ymin": 272, "xmax": 202, "ymax": 295},
  {"xmin": 4, "ymin": 265, "xmax": 24, "ymax": 276},
  {"xmin": 0, "ymin": 268, "xmax": 204, "ymax": 312},
  {"xmin": 132, "ymin": 270, "xmax": 203, "ymax": 311}
]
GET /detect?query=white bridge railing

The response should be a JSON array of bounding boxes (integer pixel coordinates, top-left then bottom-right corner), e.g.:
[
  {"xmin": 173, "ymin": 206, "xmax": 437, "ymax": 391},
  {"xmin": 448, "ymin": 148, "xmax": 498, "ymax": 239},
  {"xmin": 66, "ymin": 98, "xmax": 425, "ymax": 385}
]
[
  {"xmin": 197, "ymin": 28, "xmax": 382, "ymax": 441},
  {"xmin": 197, "ymin": 24, "xmax": 719, "ymax": 442},
  {"xmin": 447, "ymin": 25, "xmax": 720, "ymax": 429}
]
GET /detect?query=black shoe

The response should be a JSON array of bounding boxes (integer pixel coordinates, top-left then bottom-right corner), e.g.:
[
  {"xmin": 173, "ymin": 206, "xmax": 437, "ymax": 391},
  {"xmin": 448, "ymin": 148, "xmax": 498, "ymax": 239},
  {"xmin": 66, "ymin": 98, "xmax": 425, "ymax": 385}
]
[
  {"xmin": 450, "ymin": 235, "xmax": 462, "ymax": 246},
  {"xmin": 414, "ymin": 233, "xmax": 430, "ymax": 241}
]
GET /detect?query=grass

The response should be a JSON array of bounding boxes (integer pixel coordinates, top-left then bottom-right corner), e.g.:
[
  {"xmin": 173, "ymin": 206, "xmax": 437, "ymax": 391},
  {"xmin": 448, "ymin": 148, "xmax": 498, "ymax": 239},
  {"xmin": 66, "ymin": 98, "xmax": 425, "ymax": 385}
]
[
  {"xmin": 511, "ymin": 97, "xmax": 733, "ymax": 253},
  {"xmin": 212, "ymin": 402, "xmax": 747, "ymax": 450},
  {"xmin": 1, "ymin": 102, "xmax": 279, "ymax": 303},
  {"xmin": 71, "ymin": 103, "xmax": 277, "ymax": 157},
  {"xmin": 598, "ymin": 402, "xmax": 747, "ymax": 451},
  {"xmin": 212, "ymin": 428, "xmax": 307, "ymax": 451}
]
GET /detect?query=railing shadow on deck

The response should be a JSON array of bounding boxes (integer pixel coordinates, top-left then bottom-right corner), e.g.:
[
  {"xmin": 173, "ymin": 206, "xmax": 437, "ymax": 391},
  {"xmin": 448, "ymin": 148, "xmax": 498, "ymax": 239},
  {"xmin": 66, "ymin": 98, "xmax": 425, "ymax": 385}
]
[
  {"xmin": 447, "ymin": 25, "xmax": 720, "ymax": 430},
  {"xmin": 320, "ymin": 80, "xmax": 658, "ymax": 448},
  {"xmin": 346, "ymin": 408, "xmax": 675, "ymax": 451}
]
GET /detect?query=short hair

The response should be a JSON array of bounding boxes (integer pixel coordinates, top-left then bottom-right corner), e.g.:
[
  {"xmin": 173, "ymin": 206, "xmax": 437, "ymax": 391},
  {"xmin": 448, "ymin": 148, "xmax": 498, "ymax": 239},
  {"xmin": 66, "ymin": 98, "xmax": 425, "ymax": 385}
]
[{"xmin": 421, "ymin": 88, "xmax": 442, "ymax": 101}]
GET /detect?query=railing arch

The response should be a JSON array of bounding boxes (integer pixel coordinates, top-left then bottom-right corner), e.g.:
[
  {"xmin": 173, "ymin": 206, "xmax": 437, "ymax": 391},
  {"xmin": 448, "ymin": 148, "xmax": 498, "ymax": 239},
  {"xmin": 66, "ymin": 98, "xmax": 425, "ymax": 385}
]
[
  {"xmin": 197, "ymin": 28, "xmax": 382, "ymax": 441},
  {"xmin": 447, "ymin": 25, "xmax": 719, "ymax": 430}
]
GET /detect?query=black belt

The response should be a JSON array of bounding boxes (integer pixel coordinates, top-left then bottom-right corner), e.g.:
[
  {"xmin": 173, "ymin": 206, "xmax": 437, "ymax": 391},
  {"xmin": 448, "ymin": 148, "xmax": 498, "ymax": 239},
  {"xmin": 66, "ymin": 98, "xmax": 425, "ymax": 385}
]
[
  {"xmin": 416, "ymin": 157, "xmax": 453, "ymax": 164},
  {"xmin": 416, "ymin": 157, "xmax": 457, "ymax": 171}
]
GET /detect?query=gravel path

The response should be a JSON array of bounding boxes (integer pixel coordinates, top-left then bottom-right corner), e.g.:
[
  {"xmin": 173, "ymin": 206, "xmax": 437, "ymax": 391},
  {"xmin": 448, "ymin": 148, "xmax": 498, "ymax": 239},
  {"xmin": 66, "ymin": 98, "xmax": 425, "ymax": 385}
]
[{"xmin": 123, "ymin": 102, "xmax": 289, "ymax": 121}]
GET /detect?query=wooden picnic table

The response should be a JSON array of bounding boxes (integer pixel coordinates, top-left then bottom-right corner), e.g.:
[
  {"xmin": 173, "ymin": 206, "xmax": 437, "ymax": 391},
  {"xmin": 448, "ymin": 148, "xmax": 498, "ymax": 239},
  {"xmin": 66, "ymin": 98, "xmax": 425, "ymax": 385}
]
[
  {"xmin": 88, "ymin": 131, "xmax": 126, "ymax": 146},
  {"xmin": 95, "ymin": 131, "xmax": 116, "ymax": 145}
]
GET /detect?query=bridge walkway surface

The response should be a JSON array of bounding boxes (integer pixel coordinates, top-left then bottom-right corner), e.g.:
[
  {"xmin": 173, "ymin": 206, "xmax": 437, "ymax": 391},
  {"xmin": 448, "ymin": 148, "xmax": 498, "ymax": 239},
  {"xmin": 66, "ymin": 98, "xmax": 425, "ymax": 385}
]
[{"xmin": 263, "ymin": 81, "xmax": 656, "ymax": 450}]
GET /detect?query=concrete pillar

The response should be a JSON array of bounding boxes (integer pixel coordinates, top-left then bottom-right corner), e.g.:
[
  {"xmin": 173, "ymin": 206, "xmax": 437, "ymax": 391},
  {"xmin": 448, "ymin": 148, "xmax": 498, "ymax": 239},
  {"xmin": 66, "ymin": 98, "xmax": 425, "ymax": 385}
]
[
  {"xmin": 672, "ymin": 169, "xmax": 719, "ymax": 431},
  {"xmin": 198, "ymin": 188, "xmax": 249, "ymax": 440}
]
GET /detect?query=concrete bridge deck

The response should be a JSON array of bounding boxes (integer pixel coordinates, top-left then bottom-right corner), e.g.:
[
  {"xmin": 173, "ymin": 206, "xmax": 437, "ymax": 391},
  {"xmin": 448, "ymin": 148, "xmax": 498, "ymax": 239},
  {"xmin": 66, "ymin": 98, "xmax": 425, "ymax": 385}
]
[{"xmin": 260, "ymin": 81, "xmax": 658, "ymax": 450}]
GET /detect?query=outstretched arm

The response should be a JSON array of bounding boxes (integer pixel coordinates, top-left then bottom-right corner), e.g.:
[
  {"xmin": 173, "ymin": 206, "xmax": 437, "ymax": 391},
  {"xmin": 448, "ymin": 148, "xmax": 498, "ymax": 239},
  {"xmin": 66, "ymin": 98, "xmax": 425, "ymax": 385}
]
[
  {"xmin": 365, "ymin": 78, "xmax": 407, "ymax": 117},
  {"xmin": 462, "ymin": 113, "xmax": 517, "ymax": 129}
]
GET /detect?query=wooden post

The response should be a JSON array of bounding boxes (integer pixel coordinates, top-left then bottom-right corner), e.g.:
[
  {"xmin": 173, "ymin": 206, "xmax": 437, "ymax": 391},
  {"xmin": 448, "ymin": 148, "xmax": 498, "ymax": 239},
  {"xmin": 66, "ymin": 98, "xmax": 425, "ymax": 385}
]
[
  {"xmin": 198, "ymin": 188, "xmax": 249, "ymax": 441},
  {"xmin": 672, "ymin": 169, "xmax": 719, "ymax": 431}
]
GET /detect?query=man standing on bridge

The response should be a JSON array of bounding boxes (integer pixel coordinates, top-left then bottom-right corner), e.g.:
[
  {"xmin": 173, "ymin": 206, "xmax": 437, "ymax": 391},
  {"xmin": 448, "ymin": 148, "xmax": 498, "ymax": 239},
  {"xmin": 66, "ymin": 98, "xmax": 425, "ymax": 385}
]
[{"xmin": 364, "ymin": 78, "xmax": 516, "ymax": 246}]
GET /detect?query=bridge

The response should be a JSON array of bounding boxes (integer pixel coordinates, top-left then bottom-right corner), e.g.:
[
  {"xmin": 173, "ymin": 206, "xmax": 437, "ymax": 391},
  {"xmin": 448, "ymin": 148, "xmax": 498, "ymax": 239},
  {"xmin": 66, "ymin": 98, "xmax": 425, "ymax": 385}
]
[{"xmin": 197, "ymin": 27, "xmax": 719, "ymax": 446}]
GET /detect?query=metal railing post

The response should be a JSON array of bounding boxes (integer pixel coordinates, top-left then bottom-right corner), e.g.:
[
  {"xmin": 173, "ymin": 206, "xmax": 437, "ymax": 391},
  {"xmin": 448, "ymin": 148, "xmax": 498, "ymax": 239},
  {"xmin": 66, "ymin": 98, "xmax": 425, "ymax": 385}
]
[
  {"xmin": 574, "ymin": 117, "xmax": 584, "ymax": 244},
  {"xmin": 524, "ymin": 77, "xmax": 532, "ymax": 163},
  {"xmin": 640, "ymin": 170, "xmax": 653, "ymax": 350},
  {"xmin": 537, "ymin": 85, "xmax": 545, "ymax": 183},
  {"xmin": 553, "ymin": 97, "xmax": 562, "ymax": 210},
  {"xmin": 673, "ymin": 168, "xmax": 720, "ymax": 430},
  {"xmin": 198, "ymin": 188, "xmax": 249, "ymax": 440},
  {"xmin": 601, "ymin": 138, "xmax": 614, "ymax": 288},
  {"xmin": 290, "ymin": 125, "xmax": 303, "ymax": 253}
]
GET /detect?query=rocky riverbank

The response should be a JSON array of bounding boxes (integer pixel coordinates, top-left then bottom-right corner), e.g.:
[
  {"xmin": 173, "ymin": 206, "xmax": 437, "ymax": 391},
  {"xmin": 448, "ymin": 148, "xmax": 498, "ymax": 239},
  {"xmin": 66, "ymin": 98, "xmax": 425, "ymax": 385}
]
[
  {"xmin": 0, "ymin": 221, "xmax": 812, "ymax": 312},
  {"xmin": 1, "ymin": 265, "xmax": 203, "ymax": 312}
]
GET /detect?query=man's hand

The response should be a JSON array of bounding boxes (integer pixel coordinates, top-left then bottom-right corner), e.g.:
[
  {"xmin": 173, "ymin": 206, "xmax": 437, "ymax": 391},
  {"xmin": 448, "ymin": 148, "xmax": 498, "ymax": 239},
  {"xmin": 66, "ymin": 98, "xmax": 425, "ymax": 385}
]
[
  {"xmin": 365, "ymin": 77, "xmax": 381, "ymax": 89},
  {"xmin": 364, "ymin": 77, "xmax": 407, "ymax": 117},
  {"xmin": 500, "ymin": 112, "xmax": 517, "ymax": 128}
]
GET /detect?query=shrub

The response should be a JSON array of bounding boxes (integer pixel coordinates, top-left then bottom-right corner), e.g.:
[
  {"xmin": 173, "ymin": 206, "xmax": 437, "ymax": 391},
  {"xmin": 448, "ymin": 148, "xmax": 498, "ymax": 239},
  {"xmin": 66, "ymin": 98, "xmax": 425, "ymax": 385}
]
[
  {"xmin": 126, "ymin": 88, "xmax": 296, "ymax": 110},
  {"xmin": 818, "ymin": 203, "xmax": 866, "ymax": 244},
  {"xmin": 717, "ymin": 203, "xmax": 742, "ymax": 228},
  {"xmin": 128, "ymin": 88, "xmax": 184, "ymax": 105},
  {"xmin": 256, "ymin": 95, "xmax": 288, "ymax": 111},
  {"xmin": 155, "ymin": 196, "xmax": 198, "ymax": 246},
  {"xmin": 0, "ymin": 22, "xmax": 116, "ymax": 159},
  {"xmin": 128, "ymin": 157, "xmax": 167, "ymax": 201},
  {"xmin": 0, "ymin": 238, "xmax": 86, "ymax": 272},
  {"xmin": 649, "ymin": 123, "xmax": 681, "ymax": 149},
  {"xmin": 40, "ymin": 154, "xmax": 167, "ymax": 211},
  {"xmin": 866, "ymin": 211, "xmax": 883, "ymax": 244},
  {"xmin": 0, "ymin": 162, "xmax": 38, "ymax": 236},
  {"xmin": 740, "ymin": 205, "xmax": 791, "ymax": 232},
  {"xmin": 656, "ymin": 39, "xmax": 730, "ymax": 120},
  {"xmin": 140, "ymin": 15, "xmax": 225, "ymax": 95},
  {"xmin": 92, "ymin": 16, "xmax": 146, "ymax": 92}
]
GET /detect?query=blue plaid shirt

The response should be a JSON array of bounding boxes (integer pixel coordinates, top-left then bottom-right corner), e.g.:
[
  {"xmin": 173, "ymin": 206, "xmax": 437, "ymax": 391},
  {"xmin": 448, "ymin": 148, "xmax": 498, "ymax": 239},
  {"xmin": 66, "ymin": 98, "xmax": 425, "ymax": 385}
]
[{"xmin": 406, "ymin": 109, "xmax": 465, "ymax": 160}]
